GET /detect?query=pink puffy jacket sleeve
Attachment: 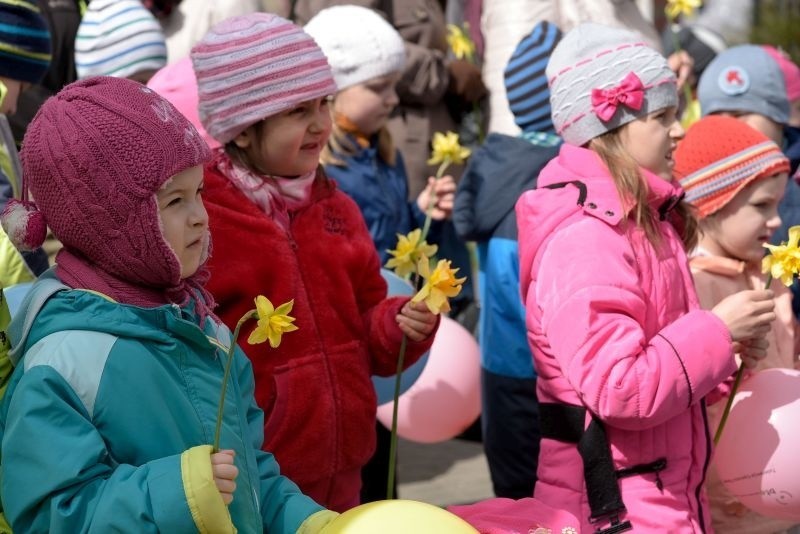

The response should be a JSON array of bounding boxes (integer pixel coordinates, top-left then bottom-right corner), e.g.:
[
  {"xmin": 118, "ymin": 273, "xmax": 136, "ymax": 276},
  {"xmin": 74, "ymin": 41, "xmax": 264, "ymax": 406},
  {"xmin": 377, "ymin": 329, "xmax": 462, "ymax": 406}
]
[{"xmin": 534, "ymin": 219, "xmax": 735, "ymax": 430}]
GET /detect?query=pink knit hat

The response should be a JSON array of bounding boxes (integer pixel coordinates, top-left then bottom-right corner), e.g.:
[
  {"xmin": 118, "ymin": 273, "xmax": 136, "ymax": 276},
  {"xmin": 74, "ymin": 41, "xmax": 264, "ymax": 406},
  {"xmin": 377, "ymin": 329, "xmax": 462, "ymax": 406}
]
[
  {"xmin": 191, "ymin": 13, "xmax": 337, "ymax": 145},
  {"xmin": 1, "ymin": 76, "xmax": 211, "ymax": 292},
  {"xmin": 762, "ymin": 46, "xmax": 800, "ymax": 102}
]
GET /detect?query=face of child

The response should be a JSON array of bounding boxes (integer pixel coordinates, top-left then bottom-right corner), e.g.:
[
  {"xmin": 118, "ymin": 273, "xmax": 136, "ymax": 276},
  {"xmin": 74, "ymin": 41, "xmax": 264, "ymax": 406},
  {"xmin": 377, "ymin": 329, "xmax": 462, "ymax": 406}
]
[
  {"xmin": 619, "ymin": 106, "xmax": 685, "ymax": 182},
  {"xmin": 157, "ymin": 164, "xmax": 208, "ymax": 279},
  {"xmin": 718, "ymin": 111, "xmax": 784, "ymax": 145},
  {"xmin": 0, "ymin": 77, "xmax": 28, "ymax": 116},
  {"xmin": 700, "ymin": 172, "xmax": 788, "ymax": 263},
  {"xmin": 790, "ymin": 99, "xmax": 800, "ymax": 129},
  {"xmin": 333, "ymin": 72, "xmax": 401, "ymax": 136},
  {"xmin": 234, "ymin": 95, "xmax": 332, "ymax": 177}
]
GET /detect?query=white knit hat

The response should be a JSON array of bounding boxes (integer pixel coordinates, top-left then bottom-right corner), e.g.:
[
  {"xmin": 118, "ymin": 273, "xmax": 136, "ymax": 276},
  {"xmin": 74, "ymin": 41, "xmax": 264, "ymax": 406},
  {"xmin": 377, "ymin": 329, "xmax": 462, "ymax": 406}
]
[
  {"xmin": 304, "ymin": 5, "xmax": 406, "ymax": 91},
  {"xmin": 547, "ymin": 23, "xmax": 677, "ymax": 147},
  {"xmin": 75, "ymin": 0, "xmax": 167, "ymax": 80}
]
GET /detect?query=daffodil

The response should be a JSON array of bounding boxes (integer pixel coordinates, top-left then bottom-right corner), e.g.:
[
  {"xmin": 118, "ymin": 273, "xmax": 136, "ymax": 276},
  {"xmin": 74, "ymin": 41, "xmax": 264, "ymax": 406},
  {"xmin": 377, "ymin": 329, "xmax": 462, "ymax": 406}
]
[
  {"xmin": 248, "ymin": 295, "xmax": 299, "ymax": 348},
  {"xmin": 446, "ymin": 23, "xmax": 476, "ymax": 61},
  {"xmin": 411, "ymin": 257, "xmax": 466, "ymax": 314},
  {"xmin": 763, "ymin": 225, "xmax": 800, "ymax": 287},
  {"xmin": 665, "ymin": 0, "xmax": 702, "ymax": 19},
  {"xmin": 427, "ymin": 131, "xmax": 471, "ymax": 167},
  {"xmin": 214, "ymin": 295, "xmax": 298, "ymax": 451},
  {"xmin": 385, "ymin": 229, "xmax": 438, "ymax": 278}
]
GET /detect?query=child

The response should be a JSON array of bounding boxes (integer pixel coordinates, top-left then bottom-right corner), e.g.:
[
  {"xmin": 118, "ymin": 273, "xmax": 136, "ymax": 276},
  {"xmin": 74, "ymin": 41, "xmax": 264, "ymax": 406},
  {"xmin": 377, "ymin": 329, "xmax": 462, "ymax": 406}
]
[
  {"xmin": 75, "ymin": 0, "xmax": 168, "ymax": 84},
  {"xmin": 191, "ymin": 14, "xmax": 438, "ymax": 512},
  {"xmin": 453, "ymin": 20, "xmax": 562, "ymax": 500},
  {"xmin": 0, "ymin": 76, "xmax": 336, "ymax": 533},
  {"xmin": 675, "ymin": 115, "xmax": 799, "ymax": 534},
  {"xmin": 304, "ymin": 5, "xmax": 455, "ymax": 264},
  {"xmin": 515, "ymin": 23, "xmax": 775, "ymax": 532}
]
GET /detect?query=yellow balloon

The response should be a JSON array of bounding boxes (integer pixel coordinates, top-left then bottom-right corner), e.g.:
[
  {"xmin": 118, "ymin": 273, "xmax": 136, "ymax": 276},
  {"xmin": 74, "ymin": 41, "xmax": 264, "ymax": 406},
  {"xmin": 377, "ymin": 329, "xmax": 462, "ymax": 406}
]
[{"xmin": 323, "ymin": 500, "xmax": 478, "ymax": 533}]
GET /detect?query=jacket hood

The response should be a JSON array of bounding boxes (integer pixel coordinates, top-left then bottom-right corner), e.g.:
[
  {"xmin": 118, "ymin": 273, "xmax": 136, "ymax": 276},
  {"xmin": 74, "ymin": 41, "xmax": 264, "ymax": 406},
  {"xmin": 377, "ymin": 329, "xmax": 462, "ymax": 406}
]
[
  {"xmin": 453, "ymin": 133, "xmax": 559, "ymax": 241},
  {"xmin": 516, "ymin": 144, "xmax": 684, "ymax": 303},
  {"xmin": 8, "ymin": 269, "xmax": 210, "ymax": 366}
]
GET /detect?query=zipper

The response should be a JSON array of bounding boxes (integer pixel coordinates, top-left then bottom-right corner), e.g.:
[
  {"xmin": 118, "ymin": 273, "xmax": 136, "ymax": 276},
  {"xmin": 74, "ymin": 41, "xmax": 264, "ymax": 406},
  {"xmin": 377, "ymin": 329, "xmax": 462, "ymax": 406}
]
[
  {"xmin": 696, "ymin": 400, "xmax": 711, "ymax": 533},
  {"xmin": 615, "ymin": 457, "xmax": 667, "ymax": 492}
]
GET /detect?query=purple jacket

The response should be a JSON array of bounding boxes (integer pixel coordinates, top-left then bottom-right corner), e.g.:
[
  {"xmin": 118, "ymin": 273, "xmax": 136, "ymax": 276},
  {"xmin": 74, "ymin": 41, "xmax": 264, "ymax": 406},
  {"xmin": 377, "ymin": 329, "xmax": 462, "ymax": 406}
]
[{"xmin": 516, "ymin": 144, "xmax": 736, "ymax": 533}]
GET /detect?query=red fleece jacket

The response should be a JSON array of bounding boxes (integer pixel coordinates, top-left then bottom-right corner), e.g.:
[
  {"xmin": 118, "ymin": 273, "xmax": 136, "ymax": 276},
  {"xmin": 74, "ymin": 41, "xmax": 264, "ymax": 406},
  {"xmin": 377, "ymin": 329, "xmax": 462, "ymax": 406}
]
[{"xmin": 203, "ymin": 164, "xmax": 434, "ymax": 511}]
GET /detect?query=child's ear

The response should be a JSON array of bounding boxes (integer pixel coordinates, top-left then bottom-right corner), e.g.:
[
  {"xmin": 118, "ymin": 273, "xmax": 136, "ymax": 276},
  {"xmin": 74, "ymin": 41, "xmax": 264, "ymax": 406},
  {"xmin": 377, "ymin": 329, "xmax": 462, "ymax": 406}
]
[{"xmin": 232, "ymin": 127, "xmax": 253, "ymax": 149}]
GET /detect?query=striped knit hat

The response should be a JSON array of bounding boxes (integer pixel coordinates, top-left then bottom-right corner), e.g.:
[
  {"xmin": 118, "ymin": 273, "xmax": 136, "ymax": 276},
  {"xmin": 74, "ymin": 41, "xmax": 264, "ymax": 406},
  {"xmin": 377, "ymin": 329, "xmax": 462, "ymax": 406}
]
[
  {"xmin": 676, "ymin": 115, "xmax": 790, "ymax": 219},
  {"xmin": 546, "ymin": 23, "xmax": 677, "ymax": 147},
  {"xmin": 504, "ymin": 21, "xmax": 562, "ymax": 134},
  {"xmin": 75, "ymin": 0, "xmax": 167, "ymax": 80},
  {"xmin": 0, "ymin": 0, "xmax": 51, "ymax": 84},
  {"xmin": 192, "ymin": 13, "xmax": 337, "ymax": 145}
]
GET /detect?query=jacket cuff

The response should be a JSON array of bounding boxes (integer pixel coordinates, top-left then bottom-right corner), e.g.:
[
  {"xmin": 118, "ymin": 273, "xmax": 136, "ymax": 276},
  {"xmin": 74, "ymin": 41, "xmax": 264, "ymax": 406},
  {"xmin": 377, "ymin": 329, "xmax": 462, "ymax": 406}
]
[
  {"xmin": 296, "ymin": 510, "xmax": 339, "ymax": 533},
  {"xmin": 180, "ymin": 445, "xmax": 236, "ymax": 534}
]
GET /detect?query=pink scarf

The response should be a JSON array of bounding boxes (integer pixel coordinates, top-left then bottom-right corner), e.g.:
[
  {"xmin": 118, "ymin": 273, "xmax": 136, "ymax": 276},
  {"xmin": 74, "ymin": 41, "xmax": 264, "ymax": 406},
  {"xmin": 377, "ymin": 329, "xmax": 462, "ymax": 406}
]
[{"xmin": 212, "ymin": 150, "xmax": 316, "ymax": 229}]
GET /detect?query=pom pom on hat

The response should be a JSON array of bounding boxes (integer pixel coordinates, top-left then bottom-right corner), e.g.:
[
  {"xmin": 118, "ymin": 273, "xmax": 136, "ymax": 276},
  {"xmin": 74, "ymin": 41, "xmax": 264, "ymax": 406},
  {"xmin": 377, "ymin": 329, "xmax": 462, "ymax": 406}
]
[{"xmin": 1, "ymin": 199, "xmax": 47, "ymax": 252}]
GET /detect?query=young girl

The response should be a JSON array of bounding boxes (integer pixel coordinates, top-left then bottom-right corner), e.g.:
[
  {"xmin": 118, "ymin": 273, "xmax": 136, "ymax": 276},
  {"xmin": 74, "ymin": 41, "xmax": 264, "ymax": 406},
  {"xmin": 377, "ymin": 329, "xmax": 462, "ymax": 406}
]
[
  {"xmin": 304, "ymin": 5, "xmax": 455, "ymax": 264},
  {"xmin": 675, "ymin": 115, "xmax": 798, "ymax": 534},
  {"xmin": 0, "ymin": 77, "xmax": 336, "ymax": 533},
  {"xmin": 515, "ymin": 23, "xmax": 776, "ymax": 532},
  {"xmin": 191, "ymin": 14, "xmax": 438, "ymax": 512}
]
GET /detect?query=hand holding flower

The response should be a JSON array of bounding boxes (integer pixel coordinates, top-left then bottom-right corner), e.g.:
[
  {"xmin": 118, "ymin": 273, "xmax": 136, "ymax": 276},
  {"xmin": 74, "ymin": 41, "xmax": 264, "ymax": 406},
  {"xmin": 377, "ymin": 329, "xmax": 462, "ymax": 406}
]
[
  {"xmin": 416, "ymin": 175, "xmax": 456, "ymax": 220},
  {"xmin": 396, "ymin": 300, "xmax": 437, "ymax": 342},
  {"xmin": 211, "ymin": 449, "xmax": 238, "ymax": 505}
]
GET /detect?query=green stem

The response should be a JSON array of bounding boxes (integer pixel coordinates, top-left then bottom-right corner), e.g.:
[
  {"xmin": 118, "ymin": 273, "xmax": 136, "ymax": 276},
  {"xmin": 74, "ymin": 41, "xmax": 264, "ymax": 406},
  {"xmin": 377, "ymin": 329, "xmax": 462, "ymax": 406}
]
[
  {"xmin": 473, "ymin": 102, "xmax": 484, "ymax": 145},
  {"xmin": 386, "ymin": 334, "xmax": 408, "ymax": 500},
  {"xmin": 420, "ymin": 161, "xmax": 450, "ymax": 242},
  {"xmin": 713, "ymin": 273, "xmax": 773, "ymax": 445},
  {"xmin": 213, "ymin": 311, "xmax": 255, "ymax": 453}
]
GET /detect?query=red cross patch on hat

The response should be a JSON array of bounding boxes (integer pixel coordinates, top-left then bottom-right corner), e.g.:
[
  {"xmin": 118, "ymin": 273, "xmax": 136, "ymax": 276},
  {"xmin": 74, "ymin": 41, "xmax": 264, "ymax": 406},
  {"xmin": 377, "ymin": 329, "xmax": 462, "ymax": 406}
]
[{"xmin": 717, "ymin": 65, "xmax": 750, "ymax": 95}]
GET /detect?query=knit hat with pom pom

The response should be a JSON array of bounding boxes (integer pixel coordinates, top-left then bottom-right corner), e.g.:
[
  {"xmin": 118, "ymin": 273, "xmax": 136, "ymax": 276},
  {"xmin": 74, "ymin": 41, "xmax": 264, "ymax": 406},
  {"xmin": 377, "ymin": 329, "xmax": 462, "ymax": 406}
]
[{"xmin": 1, "ymin": 76, "xmax": 212, "ymax": 306}]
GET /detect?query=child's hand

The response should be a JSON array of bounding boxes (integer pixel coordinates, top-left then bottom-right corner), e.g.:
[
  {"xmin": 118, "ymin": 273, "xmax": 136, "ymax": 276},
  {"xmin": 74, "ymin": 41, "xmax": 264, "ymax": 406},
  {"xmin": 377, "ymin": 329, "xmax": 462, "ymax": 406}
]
[
  {"xmin": 416, "ymin": 175, "xmax": 456, "ymax": 220},
  {"xmin": 735, "ymin": 337, "xmax": 770, "ymax": 369},
  {"xmin": 211, "ymin": 449, "xmax": 238, "ymax": 505},
  {"xmin": 396, "ymin": 300, "xmax": 437, "ymax": 342},
  {"xmin": 667, "ymin": 50, "xmax": 695, "ymax": 91},
  {"xmin": 712, "ymin": 289, "xmax": 776, "ymax": 341}
]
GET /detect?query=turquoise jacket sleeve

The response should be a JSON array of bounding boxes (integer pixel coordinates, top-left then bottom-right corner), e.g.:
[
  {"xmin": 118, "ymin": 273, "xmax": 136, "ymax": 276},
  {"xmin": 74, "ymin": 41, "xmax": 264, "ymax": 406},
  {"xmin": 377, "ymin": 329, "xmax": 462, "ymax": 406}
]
[
  {"xmin": 234, "ymin": 348, "xmax": 326, "ymax": 533},
  {"xmin": 1, "ymin": 366, "xmax": 196, "ymax": 533}
]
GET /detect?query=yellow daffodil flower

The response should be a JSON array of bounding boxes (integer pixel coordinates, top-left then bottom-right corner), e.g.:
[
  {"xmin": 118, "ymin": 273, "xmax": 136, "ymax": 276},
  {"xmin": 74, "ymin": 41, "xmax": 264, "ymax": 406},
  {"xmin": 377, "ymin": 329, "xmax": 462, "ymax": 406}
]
[
  {"xmin": 446, "ymin": 23, "xmax": 476, "ymax": 61},
  {"xmin": 248, "ymin": 295, "xmax": 299, "ymax": 348},
  {"xmin": 665, "ymin": 0, "xmax": 702, "ymax": 19},
  {"xmin": 411, "ymin": 257, "xmax": 466, "ymax": 314},
  {"xmin": 763, "ymin": 225, "xmax": 800, "ymax": 287},
  {"xmin": 427, "ymin": 131, "xmax": 471, "ymax": 166},
  {"xmin": 385, "ymin": 228, "xmax": 438, "ymax": 278}
]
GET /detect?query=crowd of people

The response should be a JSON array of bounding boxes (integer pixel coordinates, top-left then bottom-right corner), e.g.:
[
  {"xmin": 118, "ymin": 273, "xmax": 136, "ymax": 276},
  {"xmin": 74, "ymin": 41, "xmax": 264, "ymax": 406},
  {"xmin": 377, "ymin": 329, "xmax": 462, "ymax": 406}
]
[{"xmin": 0, "ymin": 0, "xmax": 798, "ymax": 532}]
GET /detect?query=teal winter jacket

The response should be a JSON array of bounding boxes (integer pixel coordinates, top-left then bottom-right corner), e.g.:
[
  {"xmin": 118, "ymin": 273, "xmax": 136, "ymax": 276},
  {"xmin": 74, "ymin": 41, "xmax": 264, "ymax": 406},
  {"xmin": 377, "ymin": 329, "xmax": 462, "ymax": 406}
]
[{"xmin": 0, "ymin": 271, "xmax": 325, "ymax": 533}]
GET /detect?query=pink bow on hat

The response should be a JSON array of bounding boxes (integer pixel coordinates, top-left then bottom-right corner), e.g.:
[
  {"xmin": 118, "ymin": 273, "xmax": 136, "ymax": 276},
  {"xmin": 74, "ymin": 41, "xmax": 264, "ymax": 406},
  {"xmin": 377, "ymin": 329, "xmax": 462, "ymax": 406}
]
[{"xmin": 591, "ymin": 71, "xmax": 645, "ymax": 122}]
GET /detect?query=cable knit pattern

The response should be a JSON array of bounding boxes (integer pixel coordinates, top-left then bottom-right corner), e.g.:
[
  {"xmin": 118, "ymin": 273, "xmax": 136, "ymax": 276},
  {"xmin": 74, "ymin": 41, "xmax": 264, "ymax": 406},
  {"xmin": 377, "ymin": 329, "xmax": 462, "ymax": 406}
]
[
  {"xmin": 13, "ymin": 76, "xmax": 212, "ymax": 312},
  {"xmin": 191, "ymin": 13, "xmax": 337, "ymax": 144}
]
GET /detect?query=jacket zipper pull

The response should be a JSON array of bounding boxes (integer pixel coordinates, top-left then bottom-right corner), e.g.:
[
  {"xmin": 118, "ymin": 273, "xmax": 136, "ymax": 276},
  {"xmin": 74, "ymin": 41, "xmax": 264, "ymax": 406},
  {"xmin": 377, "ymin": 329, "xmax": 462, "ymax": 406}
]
[{"xmin": 655, "ymin": 470, "xmax": 663, "ymax": 492}]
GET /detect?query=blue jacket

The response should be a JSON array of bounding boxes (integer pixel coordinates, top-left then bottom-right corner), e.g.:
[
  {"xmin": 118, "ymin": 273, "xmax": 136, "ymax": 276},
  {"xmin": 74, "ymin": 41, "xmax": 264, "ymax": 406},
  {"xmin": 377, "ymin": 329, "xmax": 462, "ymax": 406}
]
[
  {"xmin": 324, "ymin": 142, "xmax": 428, "ymax": 264},
  {"xmin": 0, "ymin": 271, "xmax": 324, "ymax": 533},
  {"xmin": 453, "ymin": 133, "xmax": 559, "ymax": 378}
]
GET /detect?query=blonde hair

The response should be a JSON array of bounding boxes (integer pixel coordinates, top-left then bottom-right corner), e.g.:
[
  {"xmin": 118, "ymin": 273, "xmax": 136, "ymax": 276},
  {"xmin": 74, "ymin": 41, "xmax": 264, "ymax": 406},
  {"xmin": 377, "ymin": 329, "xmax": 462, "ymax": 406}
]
[
  {"xmin": 320, "ymin": 120, "xmax": 396, "ymax": 168},
  {"xmin": 590, "ymin": 127, "xmax": 698, "ymax": 251}
]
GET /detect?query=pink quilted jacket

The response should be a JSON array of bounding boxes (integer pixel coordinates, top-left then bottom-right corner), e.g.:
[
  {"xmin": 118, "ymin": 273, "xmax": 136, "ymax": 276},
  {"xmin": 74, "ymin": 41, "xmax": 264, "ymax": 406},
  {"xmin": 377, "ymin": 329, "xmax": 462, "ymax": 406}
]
[{"xmin": 516, "ymin": 144, "xmax": 737, "ymax": 533}]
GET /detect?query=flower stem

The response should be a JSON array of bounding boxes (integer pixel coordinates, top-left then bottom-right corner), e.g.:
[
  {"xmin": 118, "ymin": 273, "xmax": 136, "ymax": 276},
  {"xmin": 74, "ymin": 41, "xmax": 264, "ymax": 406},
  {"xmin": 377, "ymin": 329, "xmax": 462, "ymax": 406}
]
[
  {"xmin": 420, "ymin": 160, "xmax": 450, "ymax": 242},
  {"xmin": 386, "ymin": 333, "xmax": 408, "ymax": 500},
  {"xmin": 713, "ymin": 273, "xmax": 772, "ymax": 445},
  {"xmin": 213, "ymin": 312, "xmax": 255, "ymax": 453}
]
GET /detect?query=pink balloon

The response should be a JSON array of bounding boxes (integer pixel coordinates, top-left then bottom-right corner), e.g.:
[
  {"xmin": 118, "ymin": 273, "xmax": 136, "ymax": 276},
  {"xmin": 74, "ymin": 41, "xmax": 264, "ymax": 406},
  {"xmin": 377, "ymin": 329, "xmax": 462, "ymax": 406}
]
[
  {"xmin": 376, "ymin": 316, "xmax": 480, "ymax": 443},
  {"xmin": 715, "ymin": 368, "xmax": 800, "ymax": 521}
]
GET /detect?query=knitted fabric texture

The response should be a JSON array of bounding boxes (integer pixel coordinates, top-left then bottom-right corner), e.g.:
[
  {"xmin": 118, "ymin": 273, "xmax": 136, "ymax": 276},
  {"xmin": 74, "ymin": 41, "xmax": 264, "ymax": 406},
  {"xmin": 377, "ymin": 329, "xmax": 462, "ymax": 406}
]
[
  {"xmin": 75, "ymin": 0, "xmax": 167, "ymax": 80},
  {"xmin": 698, "ymin": 44, "xmax": 790, "ymax": 125},
  {"xmin": 192, "ymin": 13, "xmax": 337, "ymax": 145},
  {"xmin": 546, "ymin": 22, "xmax": 677, "ymax": 147},
  {"xmin": 9, "ymin": 76, "xmax": 211, "ymax": 302},
  {"xmin": 762, "ymin": 46, "xmax": 800, "ymax": 102},
  {"xmin": 0, "ymin": 0, "xmax": 51, "ymax": 84},
  {"xmin": 304, "ymin": 5, "xmax": 406, "ymax": 92},
  {"xmin": 675, "ymin": 115, "xmax": 790, "ymax": 219},
  {"xmin": 503, "ymin": 21, "xmax": 562, "ymax": 134}
]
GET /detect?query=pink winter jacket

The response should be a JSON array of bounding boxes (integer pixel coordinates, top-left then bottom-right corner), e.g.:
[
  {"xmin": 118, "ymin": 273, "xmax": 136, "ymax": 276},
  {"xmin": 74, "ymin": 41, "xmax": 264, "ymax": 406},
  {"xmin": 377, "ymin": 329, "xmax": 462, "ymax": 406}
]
[{"xmin": 516, "ymin": 144, "xmax": 737, "ymax": 533}]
